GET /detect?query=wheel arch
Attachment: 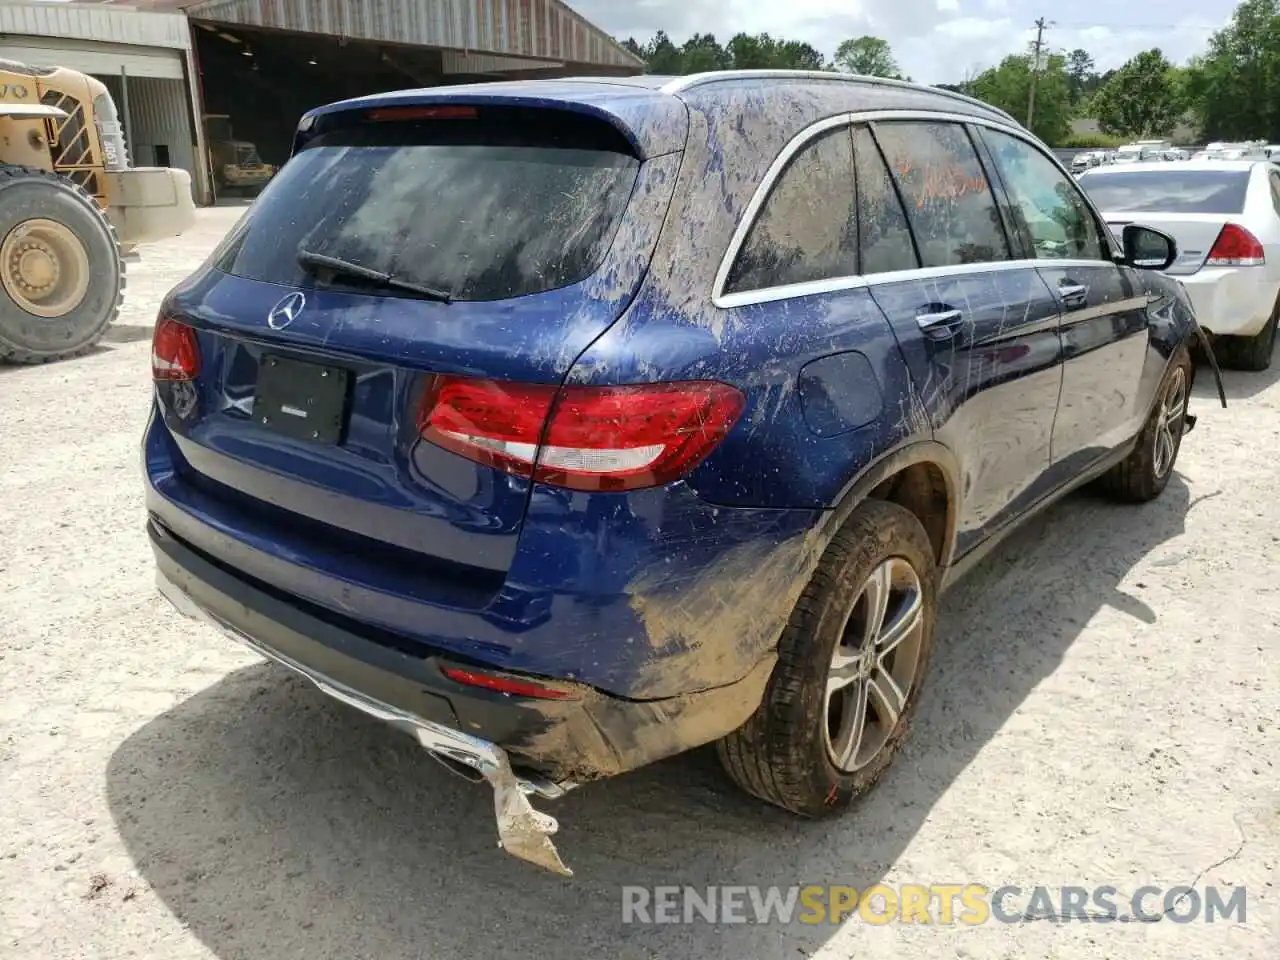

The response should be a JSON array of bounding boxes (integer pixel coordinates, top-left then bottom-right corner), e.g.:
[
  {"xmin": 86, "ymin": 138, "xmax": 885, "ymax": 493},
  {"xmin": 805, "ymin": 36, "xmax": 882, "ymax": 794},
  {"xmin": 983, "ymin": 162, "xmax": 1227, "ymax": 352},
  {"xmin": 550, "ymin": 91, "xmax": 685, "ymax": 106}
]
[{"xmin": 818, "ymin": 441, "xmax": 962, "ymax": 573}]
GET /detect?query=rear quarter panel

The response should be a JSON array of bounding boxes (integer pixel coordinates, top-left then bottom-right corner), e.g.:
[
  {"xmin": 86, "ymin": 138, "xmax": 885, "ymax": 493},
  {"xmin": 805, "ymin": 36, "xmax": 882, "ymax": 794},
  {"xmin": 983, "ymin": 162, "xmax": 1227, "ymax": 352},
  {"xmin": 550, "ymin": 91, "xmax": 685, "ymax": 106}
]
[{"xmin": 1136, "ymin": 268, "xmax": 1202, "ymax": 401}]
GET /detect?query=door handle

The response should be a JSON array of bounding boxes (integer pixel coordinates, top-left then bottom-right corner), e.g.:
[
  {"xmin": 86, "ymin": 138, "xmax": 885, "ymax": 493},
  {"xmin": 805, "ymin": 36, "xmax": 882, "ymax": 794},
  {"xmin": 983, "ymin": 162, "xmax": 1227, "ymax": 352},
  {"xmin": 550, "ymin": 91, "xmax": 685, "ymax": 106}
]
[
  {"xmin": 1058, "ymin": 282, "xmax": 1088, "ymax": 307},
  {"xmin": 915, "ymin": 308, "xmax": 964, "ymax": 333}
]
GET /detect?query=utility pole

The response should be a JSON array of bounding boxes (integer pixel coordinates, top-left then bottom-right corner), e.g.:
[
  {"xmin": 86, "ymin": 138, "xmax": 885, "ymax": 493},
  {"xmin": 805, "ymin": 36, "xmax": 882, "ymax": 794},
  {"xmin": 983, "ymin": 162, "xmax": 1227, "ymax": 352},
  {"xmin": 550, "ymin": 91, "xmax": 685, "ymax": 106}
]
[{"xmin": 1026, "ymin": 17, "xmax": 1051, "ymax": 129}]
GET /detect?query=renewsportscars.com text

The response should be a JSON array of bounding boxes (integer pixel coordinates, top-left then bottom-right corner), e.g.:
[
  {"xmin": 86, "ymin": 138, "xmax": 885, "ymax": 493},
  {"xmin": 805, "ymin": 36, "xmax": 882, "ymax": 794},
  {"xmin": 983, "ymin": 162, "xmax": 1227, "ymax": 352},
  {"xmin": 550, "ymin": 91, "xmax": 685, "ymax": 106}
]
[{"xmin": 621, "ymin": 884, "xmax": 1247, "ymax": 925}]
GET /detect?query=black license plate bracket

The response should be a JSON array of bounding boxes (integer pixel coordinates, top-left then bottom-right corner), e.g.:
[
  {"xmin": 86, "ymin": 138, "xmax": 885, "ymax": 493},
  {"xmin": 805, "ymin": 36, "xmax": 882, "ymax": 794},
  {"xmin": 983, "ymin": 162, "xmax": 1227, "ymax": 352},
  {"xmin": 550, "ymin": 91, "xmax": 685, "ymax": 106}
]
[{"xmin": 254, "ymin": 354, "xmax": 351, "ymax": 444}]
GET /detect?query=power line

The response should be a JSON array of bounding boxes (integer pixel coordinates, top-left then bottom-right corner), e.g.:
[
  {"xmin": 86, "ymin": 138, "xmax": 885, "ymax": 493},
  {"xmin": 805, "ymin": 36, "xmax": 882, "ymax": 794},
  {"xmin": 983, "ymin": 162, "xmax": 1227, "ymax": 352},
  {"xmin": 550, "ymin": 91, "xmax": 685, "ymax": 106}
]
[{"xmin": 1047, "ymin": 19, "xmax": 1224, "ymax": 30}]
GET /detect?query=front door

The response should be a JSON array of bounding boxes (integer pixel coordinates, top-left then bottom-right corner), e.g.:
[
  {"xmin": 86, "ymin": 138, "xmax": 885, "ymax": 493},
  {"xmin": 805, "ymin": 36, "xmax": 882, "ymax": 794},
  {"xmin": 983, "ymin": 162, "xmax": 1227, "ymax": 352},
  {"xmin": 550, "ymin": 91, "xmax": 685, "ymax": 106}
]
[
  {"xmin": 976, "ymin": 126, "xmax": 1150, "ymax": 478},
  {"xmin": 855, "ymin": 121, "xmax": 1064, "ymax": 558}
]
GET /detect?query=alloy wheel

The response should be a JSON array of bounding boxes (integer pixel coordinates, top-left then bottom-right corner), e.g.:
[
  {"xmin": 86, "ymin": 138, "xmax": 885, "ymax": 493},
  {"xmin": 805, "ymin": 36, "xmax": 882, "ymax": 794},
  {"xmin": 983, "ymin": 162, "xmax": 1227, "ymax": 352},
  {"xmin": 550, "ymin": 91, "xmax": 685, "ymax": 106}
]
[
  {"xmin": 824, "ymin": 557, "xmax": 925, "ymax": 773},
  {"xmin": 1153, "ymin": 366, "xmax": 1187, "ymax": 479}
]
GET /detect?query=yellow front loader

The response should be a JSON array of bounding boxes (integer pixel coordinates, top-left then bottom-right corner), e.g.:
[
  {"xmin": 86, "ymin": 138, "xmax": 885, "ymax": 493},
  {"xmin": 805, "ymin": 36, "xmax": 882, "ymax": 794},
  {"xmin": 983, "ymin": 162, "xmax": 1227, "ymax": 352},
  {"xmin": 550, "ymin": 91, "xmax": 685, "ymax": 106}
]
[{"xmin": 0, "ymin": 58, "xmax": 195, "ymax": 364}]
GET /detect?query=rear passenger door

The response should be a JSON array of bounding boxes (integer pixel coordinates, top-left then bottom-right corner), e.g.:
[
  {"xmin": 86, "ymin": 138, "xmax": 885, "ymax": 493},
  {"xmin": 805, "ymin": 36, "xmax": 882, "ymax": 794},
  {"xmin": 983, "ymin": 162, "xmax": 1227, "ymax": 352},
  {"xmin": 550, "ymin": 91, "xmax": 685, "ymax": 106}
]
[
  {"xmin": 858, "ymin": 121, "xmax": 1064, "ymax": 558},
  {"xmin": 976, "ymin": 127, "xmax": 1150, "ymax": 473}
]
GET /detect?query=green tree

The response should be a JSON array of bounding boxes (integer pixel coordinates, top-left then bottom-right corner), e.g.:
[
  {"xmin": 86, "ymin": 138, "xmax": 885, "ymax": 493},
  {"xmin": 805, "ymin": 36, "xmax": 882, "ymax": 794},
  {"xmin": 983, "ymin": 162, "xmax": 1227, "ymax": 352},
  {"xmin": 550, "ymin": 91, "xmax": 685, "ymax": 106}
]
[
  {"xmin": 1186, "ymin": 0, "xmax": 1280, "ymax": 141},
  {"xmin": 726, "ymin": 32, "xmax": 772, "ymax": 69},
  {"xmin": 834, "ymin": 36, "xmax": 902, "ymax": 78},
  {"xmin": 968, "ymin": 53, "xmax": 1074, "ymax": 144},
  {"xmin": 772, "ymin": 39, "xmax": 826, "ymax": 70},
  {"xmin": 679, "ymin": 33, "xmax": 731, "ymax": 73},
  {"xmin": 1065, "ymin": 48, "xmax": 1096, "ymax": 103},
  {"xmin": 1090, "ymin": 48, "xmax": 1184, "ymax": 138},
  {"xmin": 629, "ymin": 30, "xmax": 827, "ymax": 74},
  {"xmin": 640, "ymin": 30, "xmax": 684, "ymax": 74}
]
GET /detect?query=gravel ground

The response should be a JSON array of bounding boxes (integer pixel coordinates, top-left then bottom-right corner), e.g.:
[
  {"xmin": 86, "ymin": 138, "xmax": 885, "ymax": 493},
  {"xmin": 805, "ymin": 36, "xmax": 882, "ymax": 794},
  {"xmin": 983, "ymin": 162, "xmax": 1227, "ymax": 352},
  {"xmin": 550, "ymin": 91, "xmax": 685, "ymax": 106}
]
[{"xmin": 1, "ymin": 207, "xmax": 1277, "ymax": 959}]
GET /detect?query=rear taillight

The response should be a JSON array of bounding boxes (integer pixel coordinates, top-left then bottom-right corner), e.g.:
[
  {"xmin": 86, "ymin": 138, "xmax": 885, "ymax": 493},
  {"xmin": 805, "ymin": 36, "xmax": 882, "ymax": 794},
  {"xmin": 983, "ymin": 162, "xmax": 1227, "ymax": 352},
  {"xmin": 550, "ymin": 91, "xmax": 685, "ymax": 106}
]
[
  {"xmin": 1206, "ymin": 223, "xmax": 1265, "ymax": 266},
  {"xmin": 151, "ymin": 317, "xmax": 200, "ymax": 381},
  {"xmin": 417, "ymin": 377, "xmax": 745, "ymax": 492}
]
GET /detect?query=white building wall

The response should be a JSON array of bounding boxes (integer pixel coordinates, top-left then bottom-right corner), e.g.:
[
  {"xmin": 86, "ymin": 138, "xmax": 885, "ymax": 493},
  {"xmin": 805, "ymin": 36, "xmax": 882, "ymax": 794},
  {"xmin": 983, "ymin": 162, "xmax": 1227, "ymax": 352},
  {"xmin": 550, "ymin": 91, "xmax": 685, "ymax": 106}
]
[
  {"xmin": 97, "ymin": 74, "xmax": 197, "ymax": 194},
  {"xmin": 0, "ymin": 2, "xmax": 190, "ymax": 49},
  {"xmin": 0, "ymin": 2, "xmax": 209, "ymax": 203}
]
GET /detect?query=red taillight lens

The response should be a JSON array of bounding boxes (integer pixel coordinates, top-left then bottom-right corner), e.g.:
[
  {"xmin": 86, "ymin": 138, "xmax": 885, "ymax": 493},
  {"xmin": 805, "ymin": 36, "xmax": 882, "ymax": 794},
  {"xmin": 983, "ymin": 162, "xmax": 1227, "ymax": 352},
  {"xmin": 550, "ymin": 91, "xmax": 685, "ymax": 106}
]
[
  {"xmin": 366, "ymin": 105, "xmax": 477, "ymax": 122},
  {"xmin": 151, "ymin": 317, "xmax": 200, "ymax": 381},
  {"xmin": 1207, "ymin": 223, "xmax": 1265, "ymax": 266},
  {"xmin": 418, "ymin": 377, "xmax": 745, "ymax": 492},
  {"xmin": 441, "ymin": 665, "xmax": 578, "ymax": 700}
]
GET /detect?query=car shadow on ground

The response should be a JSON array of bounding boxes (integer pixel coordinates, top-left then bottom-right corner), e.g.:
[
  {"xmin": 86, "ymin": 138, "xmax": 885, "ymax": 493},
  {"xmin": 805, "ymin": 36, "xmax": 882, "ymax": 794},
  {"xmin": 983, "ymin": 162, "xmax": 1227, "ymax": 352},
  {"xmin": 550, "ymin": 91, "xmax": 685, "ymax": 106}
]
[
  {"xmin": 1196, "ymin": 342, "xmax": 1280, "ymax": 401},
  {"xmin": 106, "ymin": 475, "xmax": 1203, "ymax": 960}
]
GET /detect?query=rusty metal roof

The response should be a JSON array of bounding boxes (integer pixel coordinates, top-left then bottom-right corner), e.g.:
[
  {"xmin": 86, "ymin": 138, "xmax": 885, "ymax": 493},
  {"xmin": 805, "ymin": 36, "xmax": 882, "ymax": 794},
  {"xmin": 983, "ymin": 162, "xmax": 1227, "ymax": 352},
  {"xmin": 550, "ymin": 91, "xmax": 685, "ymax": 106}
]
[{"xmin": 90, "ymin": 0, "xmax": 644, "ymax": 69}]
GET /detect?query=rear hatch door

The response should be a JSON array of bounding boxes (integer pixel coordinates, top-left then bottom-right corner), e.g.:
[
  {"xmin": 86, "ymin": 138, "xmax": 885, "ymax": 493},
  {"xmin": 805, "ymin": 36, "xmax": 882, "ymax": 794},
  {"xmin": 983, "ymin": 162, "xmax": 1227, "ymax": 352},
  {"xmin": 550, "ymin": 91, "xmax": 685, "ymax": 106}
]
[{"xmin": 160, "ymin": 98, "xmax": 683, "ymax": 606}]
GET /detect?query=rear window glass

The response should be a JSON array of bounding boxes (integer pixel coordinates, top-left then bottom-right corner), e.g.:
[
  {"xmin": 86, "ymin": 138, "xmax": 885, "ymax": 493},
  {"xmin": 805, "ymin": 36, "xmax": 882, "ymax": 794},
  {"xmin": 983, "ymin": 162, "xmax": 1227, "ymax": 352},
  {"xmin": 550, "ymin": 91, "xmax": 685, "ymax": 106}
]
[
  {"xmin": 1079, "ymin": 170, "xmax": 1251, "ymax": 214},
  {"xmin": 215, "ymin": 107, "xmax": 641, "ymax": 302}
]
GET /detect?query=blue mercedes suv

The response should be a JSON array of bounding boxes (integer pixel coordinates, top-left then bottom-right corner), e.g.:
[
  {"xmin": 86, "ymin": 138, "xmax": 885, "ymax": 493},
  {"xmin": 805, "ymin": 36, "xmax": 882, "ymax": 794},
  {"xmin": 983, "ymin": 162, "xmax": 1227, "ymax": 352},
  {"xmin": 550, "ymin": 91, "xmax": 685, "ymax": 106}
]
[{"xmin": 145, "ymin": 71, "xmax": 1213, "ymax": 875}]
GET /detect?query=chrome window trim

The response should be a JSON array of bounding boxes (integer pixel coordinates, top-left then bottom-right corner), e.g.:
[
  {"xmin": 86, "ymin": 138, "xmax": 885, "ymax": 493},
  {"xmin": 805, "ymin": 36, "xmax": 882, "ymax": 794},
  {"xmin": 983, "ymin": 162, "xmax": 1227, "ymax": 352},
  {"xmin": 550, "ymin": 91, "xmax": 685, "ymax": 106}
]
[
  {"xmin": 712, "ymin": 112, "xmax": 855, "ymax": 304},
  {"xmin": 716, "ymin": 258, "xmax": 1111, "ymax": 309},
  {"xmin": 658, "ymin": 70, "xmax": 1016, "ymax": 124},
  {"xmin": 712, "ymin": 109, "xmax": 1123, "ymax": 310}
]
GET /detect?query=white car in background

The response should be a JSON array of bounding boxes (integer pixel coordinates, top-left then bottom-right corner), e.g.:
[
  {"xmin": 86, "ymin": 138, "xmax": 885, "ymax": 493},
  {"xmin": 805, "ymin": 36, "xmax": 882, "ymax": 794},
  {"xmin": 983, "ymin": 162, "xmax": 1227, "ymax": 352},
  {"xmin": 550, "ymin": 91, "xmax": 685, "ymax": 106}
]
[{"xmin": 1078, "ymin": 159, "xmax": 1280, "ymax": 370}]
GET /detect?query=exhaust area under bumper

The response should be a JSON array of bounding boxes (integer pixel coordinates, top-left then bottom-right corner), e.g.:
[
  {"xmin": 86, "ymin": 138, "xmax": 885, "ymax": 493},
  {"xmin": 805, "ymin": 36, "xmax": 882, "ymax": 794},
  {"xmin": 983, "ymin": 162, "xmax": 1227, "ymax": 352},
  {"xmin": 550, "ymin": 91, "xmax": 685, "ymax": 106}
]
[{"xmin": 154, "ymin": 569, "xmax": 576, "ymax": 877}]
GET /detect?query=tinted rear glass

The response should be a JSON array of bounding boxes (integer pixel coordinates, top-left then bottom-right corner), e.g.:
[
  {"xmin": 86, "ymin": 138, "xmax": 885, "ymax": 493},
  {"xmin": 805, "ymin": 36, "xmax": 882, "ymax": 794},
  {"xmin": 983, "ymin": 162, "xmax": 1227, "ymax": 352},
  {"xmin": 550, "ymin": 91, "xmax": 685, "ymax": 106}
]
[
  {"xmin": 1079, "ymin": 170, "xmax": 1251, "ymax": 214},
  {"xmin": 216, "ymin": 107, "xmax": 641, "ymax": 302}
]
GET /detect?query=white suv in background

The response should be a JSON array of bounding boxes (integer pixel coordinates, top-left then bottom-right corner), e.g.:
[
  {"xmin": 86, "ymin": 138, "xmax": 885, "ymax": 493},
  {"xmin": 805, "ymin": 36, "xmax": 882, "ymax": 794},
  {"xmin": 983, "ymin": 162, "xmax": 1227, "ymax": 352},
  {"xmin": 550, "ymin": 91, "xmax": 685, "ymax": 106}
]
[{"xmin": 1078, "ymin": 159, "xmax": 1280, "ymax": 369}]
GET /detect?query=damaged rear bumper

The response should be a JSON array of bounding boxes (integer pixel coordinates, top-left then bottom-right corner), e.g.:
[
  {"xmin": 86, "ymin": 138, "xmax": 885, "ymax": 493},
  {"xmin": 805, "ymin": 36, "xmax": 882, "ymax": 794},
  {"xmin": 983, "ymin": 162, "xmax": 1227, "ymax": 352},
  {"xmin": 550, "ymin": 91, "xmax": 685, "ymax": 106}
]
[
  {"xmin": 157, "ymin": 573, "xmax": 573, "ymax": 876},
  {"xmin": 152, "ymin": 522, "xmax": 572, "ymax": 875},
  {"xmin": 147, "ymin": 517, "xmax": 773, "ymax": 876}
]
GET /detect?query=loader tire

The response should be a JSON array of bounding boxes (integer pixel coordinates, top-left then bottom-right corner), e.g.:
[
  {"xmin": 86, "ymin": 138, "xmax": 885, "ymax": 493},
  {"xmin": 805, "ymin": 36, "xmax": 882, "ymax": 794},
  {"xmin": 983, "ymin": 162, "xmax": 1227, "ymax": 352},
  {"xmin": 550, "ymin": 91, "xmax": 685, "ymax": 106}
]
[{"xmin": 0, "ymin": 165, "xmax": 123, "ymax": 365}]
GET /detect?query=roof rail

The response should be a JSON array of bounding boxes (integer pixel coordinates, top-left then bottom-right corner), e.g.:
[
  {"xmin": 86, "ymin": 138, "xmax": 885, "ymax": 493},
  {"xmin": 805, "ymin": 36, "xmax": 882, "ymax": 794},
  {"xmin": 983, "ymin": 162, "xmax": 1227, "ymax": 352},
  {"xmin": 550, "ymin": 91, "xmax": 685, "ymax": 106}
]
[{"xmin": 660, "ymin": 70, "xmax": 1018, "ymax": 125}]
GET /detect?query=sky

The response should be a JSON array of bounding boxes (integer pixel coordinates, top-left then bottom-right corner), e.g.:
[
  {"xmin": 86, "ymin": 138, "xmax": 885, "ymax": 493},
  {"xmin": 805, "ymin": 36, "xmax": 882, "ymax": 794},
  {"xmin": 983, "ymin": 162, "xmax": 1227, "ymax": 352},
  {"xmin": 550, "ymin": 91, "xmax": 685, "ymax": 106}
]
[{"xmin": 568, "ymin": 0, "xmax": 1241, "ymax": 84}]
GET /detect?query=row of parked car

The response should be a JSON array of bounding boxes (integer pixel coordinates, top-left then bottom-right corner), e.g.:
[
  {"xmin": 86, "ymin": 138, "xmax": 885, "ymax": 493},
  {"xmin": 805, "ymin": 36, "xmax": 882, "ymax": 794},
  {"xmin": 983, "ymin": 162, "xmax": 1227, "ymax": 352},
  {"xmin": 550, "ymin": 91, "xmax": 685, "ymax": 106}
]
[
  {"xmin": 1071, "ymin": 141, "xmax": 1188, "ymax": 173},
  {"xmin": 1072, "ymin": 139, "xmax": 1280, "ymax": 175},
  {"xmin": 145, "ymin": 71, "xmax": 1247, "ymax": 876}
]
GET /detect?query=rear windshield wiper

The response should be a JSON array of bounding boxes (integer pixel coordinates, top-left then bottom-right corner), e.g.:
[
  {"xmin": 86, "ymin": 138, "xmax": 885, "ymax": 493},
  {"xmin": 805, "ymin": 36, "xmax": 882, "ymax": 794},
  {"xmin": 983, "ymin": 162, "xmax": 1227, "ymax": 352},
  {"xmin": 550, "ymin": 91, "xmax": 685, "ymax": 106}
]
[{"xmin": 297, "ymin": 249, "xmax": 452, "ymax": 303}]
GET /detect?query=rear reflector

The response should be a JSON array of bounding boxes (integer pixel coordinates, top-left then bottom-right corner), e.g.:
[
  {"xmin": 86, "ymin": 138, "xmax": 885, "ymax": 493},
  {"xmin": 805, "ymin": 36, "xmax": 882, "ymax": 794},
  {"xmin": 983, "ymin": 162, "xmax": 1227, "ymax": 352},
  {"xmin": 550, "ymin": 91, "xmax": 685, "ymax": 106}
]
[
  {"xmin": 1207, "ymin": 223, "xmax": 1265, "ymax": 266},
  {"xmin": 441, "ymin": 665, "xmax": 577, "ymax": 700},
  {"xmin": 366, "ymin": 105, "xmax": 477, "ymax": 122},
  {"xmin": 417, "ymin": 377, "xmax": 745, "ymax": 492},
  {"xmin": 151, "ymin": 317, "xmax": 200, "ymax": 381}
]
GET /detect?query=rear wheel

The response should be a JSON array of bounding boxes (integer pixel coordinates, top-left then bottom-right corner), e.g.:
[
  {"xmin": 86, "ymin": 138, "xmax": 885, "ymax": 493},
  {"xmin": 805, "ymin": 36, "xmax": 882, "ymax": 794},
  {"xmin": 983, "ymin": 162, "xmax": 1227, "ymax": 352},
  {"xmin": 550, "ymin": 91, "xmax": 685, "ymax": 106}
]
[
  {"xmin": 0, "ymin": 165, "xmax": 122, "ymax": 364},
  {"xmin": 717, "ymin": 500, "xmax": 938, "ymax": 817},
  {"xmin": 1098, "ymin": 345, "xmax": 1192, "ymax": 503},
  {"xmin": 1214, "ymin": 308, "xmax": 1277, "ymax": 371}
]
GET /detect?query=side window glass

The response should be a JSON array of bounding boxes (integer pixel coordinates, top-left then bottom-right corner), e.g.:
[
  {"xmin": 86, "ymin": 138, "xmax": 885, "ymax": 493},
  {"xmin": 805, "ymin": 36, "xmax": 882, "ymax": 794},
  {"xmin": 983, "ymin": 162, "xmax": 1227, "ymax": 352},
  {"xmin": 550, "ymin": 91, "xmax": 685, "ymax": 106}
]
[
  {"xmin": 852, "ymin": 125, "xmax": 920, "ymax": 275},
  {"xmin": 873, "ymin": 121, "xmax": 1012, "ymax": 268},
  {"xmin": 1268, "ymin": 172, "xmax": 1280, "ymax": 217},
  {"xmin": 725, "ymin": 127, "xmax": 858, "ymax": 294},
  {"xmin": 982, "ymin": 128, "xmax": 1107, "ymax": 261}
]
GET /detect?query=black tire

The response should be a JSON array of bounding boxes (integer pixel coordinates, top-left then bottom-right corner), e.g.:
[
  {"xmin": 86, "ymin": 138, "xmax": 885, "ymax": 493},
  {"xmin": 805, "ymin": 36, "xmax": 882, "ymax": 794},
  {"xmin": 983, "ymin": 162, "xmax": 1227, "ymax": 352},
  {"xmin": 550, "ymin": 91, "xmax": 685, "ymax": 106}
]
[
  {"xmin": 1214, "ymin": 308, "xmax": 1277, "ymax": 371},
  {"xmin": 0, "ymin": 165, "xmax": 123, "ymax": 364},
  {"xmin": 717, "ymin": 499, "xmax": 938, "ymax": 817},
  {"xmin": 1098, "ymin": 345, "xmax": 1192, "ymax": 503}
]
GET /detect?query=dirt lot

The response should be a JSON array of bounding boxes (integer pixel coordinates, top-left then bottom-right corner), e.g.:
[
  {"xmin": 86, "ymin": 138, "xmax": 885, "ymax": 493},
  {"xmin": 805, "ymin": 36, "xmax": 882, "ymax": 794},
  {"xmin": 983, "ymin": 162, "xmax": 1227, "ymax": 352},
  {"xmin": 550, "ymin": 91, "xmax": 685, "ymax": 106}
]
[{"xmin": 1, "ymin": 207, "xmax": 1277, "ymax": 959}]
